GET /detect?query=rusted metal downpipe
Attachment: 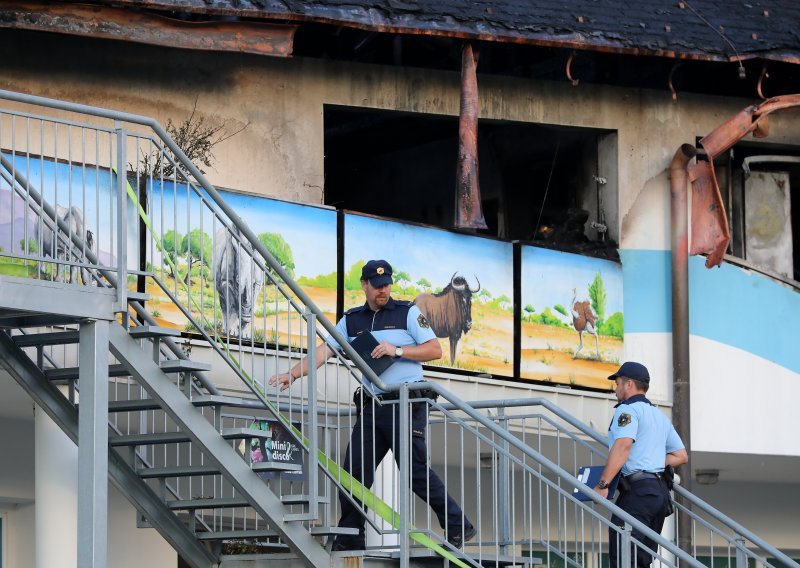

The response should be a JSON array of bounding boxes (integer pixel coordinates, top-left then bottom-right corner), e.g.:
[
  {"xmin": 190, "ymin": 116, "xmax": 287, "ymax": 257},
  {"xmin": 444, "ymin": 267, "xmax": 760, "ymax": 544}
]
[{"xmin": 670, "ymin": 143, "xmax": 696, "ymax": 556}]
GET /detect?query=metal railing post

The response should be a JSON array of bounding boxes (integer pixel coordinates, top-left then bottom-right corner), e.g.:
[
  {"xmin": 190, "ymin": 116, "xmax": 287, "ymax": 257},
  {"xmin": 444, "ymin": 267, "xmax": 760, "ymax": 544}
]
[
  {"xmin": 620, "ymin": 523, "xmax": 632, "ymax": 568},
  {"xmin": 306, "ymin": 309, "xmax": 319, "ymax": 519},
  {"xmin": 735, "ymin": 535, "xmax": 747, "ymax": 568},
  {"xmin": 499, "ymin": 407, "xmax": 511, "ymax": 556},
  {"xmin": 399, "ymin": 383, "xmax": 410, "ymax": 568},
  {"xmin": 114, "ymin": 123, "xmax": 127, "ymax": 312}
]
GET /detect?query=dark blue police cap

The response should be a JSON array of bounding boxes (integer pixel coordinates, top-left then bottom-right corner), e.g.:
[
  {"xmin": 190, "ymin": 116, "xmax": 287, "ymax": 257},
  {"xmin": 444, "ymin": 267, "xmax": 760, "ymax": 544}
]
[
  {"xmin": 361, "ymin": 259, "xmax": 393, "ymax": 287},
  {"xmin": 608, "ymin": 361, "xmax": 650, "ymax": 383}
]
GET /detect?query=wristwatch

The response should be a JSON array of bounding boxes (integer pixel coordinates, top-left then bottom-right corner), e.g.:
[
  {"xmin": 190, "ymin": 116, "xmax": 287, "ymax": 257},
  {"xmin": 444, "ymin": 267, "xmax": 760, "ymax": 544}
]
[
  {"xmin": 597, "ymin": 479, "xmax": 609, "ymax": 489},
  {"xmin": 395, "ymin": 346, "xmax": 404, "ymax": 358}
]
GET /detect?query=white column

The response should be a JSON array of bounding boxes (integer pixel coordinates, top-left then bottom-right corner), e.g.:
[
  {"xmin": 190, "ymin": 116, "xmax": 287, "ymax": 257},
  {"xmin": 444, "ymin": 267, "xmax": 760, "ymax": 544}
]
[
  {"xmin": 35, "ymin": 403, "xmax": 78, "ymax": 568},
  {"xmin": 366, "ymin": 452, "xmax": 400, "ymax": 548},
  {"xmin": 657, "ymin": 510, "xmax": 677, "ymax": 568}
]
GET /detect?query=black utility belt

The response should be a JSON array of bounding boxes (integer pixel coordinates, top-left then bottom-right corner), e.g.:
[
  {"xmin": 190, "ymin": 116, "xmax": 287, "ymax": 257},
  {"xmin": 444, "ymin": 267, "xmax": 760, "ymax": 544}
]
[
  {"xmin": 358, "ymin": 386, "xmax": 438, "ymax": 402},
  {"xmin": 624, "ymin": 471, "xmax": 664, "ymax": 484}
]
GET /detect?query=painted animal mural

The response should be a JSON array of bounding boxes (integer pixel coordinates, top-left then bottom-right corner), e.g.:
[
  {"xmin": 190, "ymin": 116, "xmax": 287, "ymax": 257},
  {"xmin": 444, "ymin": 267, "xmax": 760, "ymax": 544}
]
[
  {"xmin": 571, "ymin": 287, "xmax": 600, "ymax": 359},
  {"xmin": 414, "ymin": 273, "xmax": 480, "ymax": 364},
  {"xmin": 213, "ymin": 227, "xmax": 264, "ymax": 339},
  {"xmin": 35, "ymin": 205, "xmax": 95, "ymax": 285}
]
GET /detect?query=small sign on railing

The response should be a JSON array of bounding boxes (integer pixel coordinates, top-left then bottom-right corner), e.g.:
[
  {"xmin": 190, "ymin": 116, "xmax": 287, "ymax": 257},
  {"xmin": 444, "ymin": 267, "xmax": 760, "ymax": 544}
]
[{"xmin": 246, "ymin": 419, "xmax": 305, "ymax": 480}]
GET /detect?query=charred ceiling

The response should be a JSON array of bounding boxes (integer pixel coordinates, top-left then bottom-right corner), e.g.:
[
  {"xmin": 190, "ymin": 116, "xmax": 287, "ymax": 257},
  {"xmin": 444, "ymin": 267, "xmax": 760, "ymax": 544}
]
[{"xmin": 2, "ymin": 0, "xmax": 799, "ymax": 97}]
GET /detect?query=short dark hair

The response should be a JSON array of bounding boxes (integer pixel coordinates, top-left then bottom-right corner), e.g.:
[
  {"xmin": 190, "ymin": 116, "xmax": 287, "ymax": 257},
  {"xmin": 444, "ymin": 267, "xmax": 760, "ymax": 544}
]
[{"xmin": 621, "ymin": 377, "xmax": 649, "ymax": 393}]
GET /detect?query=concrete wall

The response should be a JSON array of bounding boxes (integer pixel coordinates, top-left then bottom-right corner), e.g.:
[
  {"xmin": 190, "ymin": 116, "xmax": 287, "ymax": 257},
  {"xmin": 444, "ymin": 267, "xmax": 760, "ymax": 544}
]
[
  {"xmin": 5, "ymin": 504, "xmax": 35, "ymax": 568},
  {"xmin": 4, "ymin": 30, "xmax": 800, "ymax": 243}
]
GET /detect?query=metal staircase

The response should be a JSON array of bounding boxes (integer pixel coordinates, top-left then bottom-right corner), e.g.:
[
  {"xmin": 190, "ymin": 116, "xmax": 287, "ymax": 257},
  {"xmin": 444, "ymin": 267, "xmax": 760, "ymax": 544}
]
[{"xmin": 0, "ymin": 89, "xmax": 798, "ymax": 568}]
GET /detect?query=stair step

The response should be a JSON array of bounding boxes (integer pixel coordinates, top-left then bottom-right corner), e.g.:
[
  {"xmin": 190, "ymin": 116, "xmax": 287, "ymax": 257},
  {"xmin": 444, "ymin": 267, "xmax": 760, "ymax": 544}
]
[
  {"xmin": 192, "ymin": 394, "xmax": 260, "ymax": 409},
  {"xmin": 310, "ymin": 526, "xmax": 359, "ymax": 536},
  {"xmin": 281, "ymin": 494, "xmax": 330, "ymax": 505},
  {"xmin": 111, "ymin": 431, "xmax": 192, "ymax": 446},
  {"xmin": 129, "ymin": 325, "xmax": 181, "ymax": 339},
  {"xmin": 168, "ymin": 497, "xmax": 252, "ymax": 510},
  {"xmin": 252, "ymin": 461, "xmax": 302, "ymax": 473},
  {"xmin": 195, "ymin": 529, "xmax": 281, "ymax": 541},
  {"xmin": 137, "ymin": 465, "xmax": 220, "ymax": 478},
  {"xmin": 159, "ymin": 359, "xmax": 211, "ymax": 373},
  {"xmin": 108, "ymin": 399, "xmax": 161, "ymax": 412},
  {"xmin": 126, "ymin": 291, "xmax": 151, "ymax": 302},
  {"xmin": 107, "ymin": 395, "xmax": 258, "ymax": 412},
  {"xmin": 222, "ymin": 427, "xmax": 272, "ymax": 440},
  {"xmin": 111, "ymin": 428, "xmax": 272, "ymax": 447},
  {"xmin": 46, "ymin": 363, "xmax": 130, "ymax": 381},
  {"xmin": 13, "ymin": 330, "xmax": 80, "ymax": 347}
]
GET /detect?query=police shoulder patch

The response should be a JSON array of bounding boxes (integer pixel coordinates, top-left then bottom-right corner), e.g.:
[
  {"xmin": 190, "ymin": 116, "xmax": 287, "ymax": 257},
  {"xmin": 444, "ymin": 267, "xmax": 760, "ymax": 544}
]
[
  {"xmin": 417, "ymin": 314, "xmax": 431, "ymax": 328},
  {"xmin": 617, "ymin": 413, "xmax": 632, "ymax": 427}
]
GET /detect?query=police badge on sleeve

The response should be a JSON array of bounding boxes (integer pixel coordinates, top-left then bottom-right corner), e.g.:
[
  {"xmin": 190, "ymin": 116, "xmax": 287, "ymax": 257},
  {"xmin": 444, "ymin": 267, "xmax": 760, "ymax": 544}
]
[
  {"xmin": 617, "ymin": 413, "xmax": 632, "ymax": 427},
  {"xmin": 417, "ymin": 314, "xmax": 430, "ymax": 328}
]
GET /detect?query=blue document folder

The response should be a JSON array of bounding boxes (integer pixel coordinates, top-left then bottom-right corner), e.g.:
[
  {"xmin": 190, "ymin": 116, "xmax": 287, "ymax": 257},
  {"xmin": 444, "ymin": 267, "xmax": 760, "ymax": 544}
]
[
  {"xmin": 349, "ymin": 332, "xmax": 395, "ymax": 376},
  {"xmin": 573, "ymin": 465, "xmax": 619, "ymax": 501}
]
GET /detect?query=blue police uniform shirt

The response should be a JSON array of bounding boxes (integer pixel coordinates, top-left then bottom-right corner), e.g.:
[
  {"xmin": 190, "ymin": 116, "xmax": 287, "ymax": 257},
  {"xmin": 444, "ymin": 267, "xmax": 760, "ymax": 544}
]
[
  {"xmin": 329, "ymin": 298, "xmax": 437, "ymax": 394},
  {"xmin": 608, "ymin": 394, "xmax": 685, "ymax": 476}
]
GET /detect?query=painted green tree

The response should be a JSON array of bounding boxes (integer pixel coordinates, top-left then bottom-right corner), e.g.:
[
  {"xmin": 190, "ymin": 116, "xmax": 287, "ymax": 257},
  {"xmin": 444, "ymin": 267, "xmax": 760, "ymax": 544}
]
[
  {"xmin": 19, "ymin": 238, "xmax": 38, "ymax": 254},
  {"xmin": 523, "ymin": 304, "xmax": 536, "ymax": 322},
  {"xmin": 180, "ymin": 229, "xmax": 213, "ymax": 285},
  {"xmin": 162, "ymin": 229, "xmax": 183, "ymax": 278},
  {"xmin": 344, "ymin": 260, "xmax": 365, "ymax": 290},
  {"xmin": 588, "ymin": 271, "xmax": 607, "ymax": 323},
  {"xmin": 416, "ymin": 277, "xmax": 432, "ymax": 290},
  {"xmin": 394, "ymin": 270, "xmax": 411, "ymax": 288},
  {"xmin": 258, "ymin": 232, "xmax": 295, "ymax": 280}
]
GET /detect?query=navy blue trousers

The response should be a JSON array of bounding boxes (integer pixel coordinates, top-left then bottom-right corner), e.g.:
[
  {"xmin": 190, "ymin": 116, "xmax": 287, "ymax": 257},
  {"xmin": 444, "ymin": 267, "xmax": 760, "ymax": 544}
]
[
  {"xmin": 609, "ymin": 478, "xmax": 671, "ymax": 567},
  {"xmin": 334, "ymin": 400, "xmax": 467, "ymax": 548}
]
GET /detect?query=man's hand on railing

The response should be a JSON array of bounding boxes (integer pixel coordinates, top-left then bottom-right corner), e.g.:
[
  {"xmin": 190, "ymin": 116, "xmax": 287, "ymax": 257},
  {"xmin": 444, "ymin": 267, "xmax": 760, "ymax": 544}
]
[{"xmin": 269, "ymin": 372, "xmax": 296, "ymax": 391}]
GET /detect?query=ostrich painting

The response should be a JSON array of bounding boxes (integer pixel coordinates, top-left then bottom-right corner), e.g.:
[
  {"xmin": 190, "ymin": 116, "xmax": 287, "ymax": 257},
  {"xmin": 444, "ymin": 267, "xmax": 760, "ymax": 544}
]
[{"xmin": 571, "ymin": 288, "xmax": 600, "ymax": 360}]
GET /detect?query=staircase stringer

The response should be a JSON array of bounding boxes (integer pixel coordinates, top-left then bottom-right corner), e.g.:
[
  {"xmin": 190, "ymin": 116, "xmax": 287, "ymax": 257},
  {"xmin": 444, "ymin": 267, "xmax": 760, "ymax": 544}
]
[
  {"xmin": 0, "ymin": 330, "xmax": 219, "ymax": 568},
  {"xmin": 107, "ymin": 322, "xmax": 331, "ymax": 568}
]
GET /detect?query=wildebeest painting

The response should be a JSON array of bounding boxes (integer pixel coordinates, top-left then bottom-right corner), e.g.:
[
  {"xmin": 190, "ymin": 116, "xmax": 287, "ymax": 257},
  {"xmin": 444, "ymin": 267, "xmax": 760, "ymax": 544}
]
[
  {"xmin": 414, "ymin": 273, "xmax": 481, "ymax": 365},
  {"xmin": 344, "ymin": 213, "xmax": 514, "ymax": 375}
]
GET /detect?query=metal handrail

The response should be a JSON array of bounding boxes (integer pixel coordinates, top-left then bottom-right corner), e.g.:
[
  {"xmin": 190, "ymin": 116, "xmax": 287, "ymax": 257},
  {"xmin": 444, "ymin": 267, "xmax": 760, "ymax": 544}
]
[
  {"xmin": 461, "ymin": 397, "xmax": 800, "ymax": 568},
  {"xmin": 0, "ymin": 88, "xmax": 387, "ymax": 393},
  {"xmin": 2, "ymin": 88, "xmax": 794, "ymax": 568}
]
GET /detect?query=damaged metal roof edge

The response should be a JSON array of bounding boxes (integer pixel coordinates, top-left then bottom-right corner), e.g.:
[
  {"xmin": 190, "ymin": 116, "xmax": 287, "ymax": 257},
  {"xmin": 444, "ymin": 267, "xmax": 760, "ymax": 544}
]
[
  {"xmin": 5, "ymin": 1, "xmax": 800, "ymax": 64},
  {"xmin": 0, "ymin": 2, "xmax": 297, "ymax": 57},
  {"xmin": 97, "ymin": 0, "xmax": 800, "ymax": 64}
]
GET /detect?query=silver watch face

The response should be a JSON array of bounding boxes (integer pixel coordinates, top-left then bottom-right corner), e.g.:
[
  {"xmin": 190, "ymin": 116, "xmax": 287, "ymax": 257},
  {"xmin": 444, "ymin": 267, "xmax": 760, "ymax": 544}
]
[{"xmin": 395, "ymin": 347, "xmax": 403, "ymax": 357}]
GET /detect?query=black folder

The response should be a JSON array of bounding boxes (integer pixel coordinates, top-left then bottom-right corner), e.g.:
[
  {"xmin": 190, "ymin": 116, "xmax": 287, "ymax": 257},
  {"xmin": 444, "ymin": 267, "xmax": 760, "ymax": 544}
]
[
  {"xmin": 349, "ymin": 332, "xmax": 395, "ymax": 376},
  {"xmin": 573, "ymin": 466, "xmax": 619, "ymax": 501}
]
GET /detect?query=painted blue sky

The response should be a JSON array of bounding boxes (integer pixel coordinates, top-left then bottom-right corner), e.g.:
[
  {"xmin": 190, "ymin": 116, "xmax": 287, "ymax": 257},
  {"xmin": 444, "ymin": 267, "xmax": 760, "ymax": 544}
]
[
  {"xmin": 345, "ymin": 214, "xmax": 513, "ymax": 298},
  {"xmin": 220, "ymin": 190, "xmax": 336, "ymax": 278},
  {"xmin": 521, "ymin": 246, "xmax": 623, "ymax": 315},
  {"xmin": 150, "ymin": 182, "xmax": 337, "ymax": 279},
  {"xmin": 1, "ymin": 153, "xmax": 137, "ymax": 265}
]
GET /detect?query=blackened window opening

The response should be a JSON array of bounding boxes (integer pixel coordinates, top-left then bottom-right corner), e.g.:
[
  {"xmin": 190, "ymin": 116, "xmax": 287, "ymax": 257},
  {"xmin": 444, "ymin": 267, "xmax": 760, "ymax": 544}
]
[
  {"xmin": 324, "ymin": 105, "xmax": 618, "ymax": 259},
  {"xmin": 708, "ymin": 140, "xmax": 800, "ymax": 283}
]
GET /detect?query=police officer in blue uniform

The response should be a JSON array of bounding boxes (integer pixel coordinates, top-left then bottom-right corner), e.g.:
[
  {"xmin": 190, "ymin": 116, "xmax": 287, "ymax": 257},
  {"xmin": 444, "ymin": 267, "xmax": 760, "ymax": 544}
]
[
  {"xmin": 594, "ymin": 362, "xmax": 688, "ymax": 567},
  {"xmin": 269, "ymin": 260, "xmax": 475, "ymax": 551}
]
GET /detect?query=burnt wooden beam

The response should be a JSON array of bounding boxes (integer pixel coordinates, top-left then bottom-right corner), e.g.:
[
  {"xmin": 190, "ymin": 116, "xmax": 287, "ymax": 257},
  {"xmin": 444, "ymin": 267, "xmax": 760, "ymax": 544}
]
[{"xmin": 0, "ymin": 2, "xmax": 296, "ymax": 57}]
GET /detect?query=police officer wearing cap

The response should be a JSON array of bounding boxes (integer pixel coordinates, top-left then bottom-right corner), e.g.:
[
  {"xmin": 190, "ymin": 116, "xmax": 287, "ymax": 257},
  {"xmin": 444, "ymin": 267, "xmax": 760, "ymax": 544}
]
[
  {"xmin": 269, "ymin": 259, "xmax": 474, "ymax": 551},
  {"xmin": 595, "ymin": 361, "xmax": 688, "ymax": 567}
]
